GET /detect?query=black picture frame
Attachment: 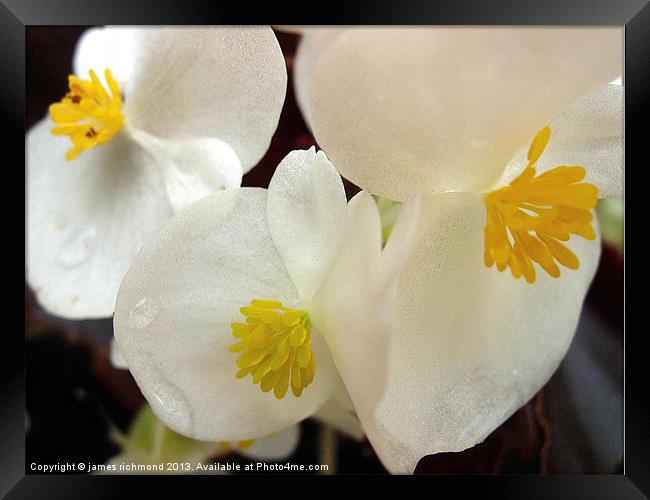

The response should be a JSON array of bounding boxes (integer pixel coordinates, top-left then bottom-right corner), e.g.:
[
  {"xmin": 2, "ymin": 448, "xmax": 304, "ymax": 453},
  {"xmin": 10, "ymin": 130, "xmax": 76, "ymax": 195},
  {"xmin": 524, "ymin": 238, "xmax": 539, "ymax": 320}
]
[{"xmin": 6, "ymin": 0, "xmax": 647, "ymax": 496}]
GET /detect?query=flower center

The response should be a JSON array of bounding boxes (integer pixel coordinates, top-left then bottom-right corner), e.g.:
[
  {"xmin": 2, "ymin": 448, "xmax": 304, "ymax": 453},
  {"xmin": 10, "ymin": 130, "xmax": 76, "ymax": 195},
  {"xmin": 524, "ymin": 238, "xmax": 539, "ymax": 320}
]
[
  {"xmin": 49, "ymin": 68, "xmax": 125, "ymax": 160},
  {"xmin": 230, "ymin": 299, "xmax": 316, "ymax": 399},
  {"xmin": 483, "ymin": 126, "xmax": 598, "ymax": 283}
]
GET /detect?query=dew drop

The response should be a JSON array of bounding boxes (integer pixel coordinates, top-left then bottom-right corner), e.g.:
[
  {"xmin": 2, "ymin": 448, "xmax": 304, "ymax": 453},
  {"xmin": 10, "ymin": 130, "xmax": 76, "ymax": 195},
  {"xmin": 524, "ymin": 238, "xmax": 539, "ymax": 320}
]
[
  {"xmin": 127, "ymin": 297, "xmax": 159, "ymax": 329},
  {"xmin": 59, "ymin": 227, "xmax": 97, "ymax": 266}
]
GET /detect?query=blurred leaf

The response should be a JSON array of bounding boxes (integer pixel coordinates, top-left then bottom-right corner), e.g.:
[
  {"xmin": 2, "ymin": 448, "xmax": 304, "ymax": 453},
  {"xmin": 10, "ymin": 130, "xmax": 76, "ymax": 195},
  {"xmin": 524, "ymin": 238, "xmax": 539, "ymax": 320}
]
[
  {"xmin": 376, "ymin": 196, "xmax": 402, "ymax": 245},
  {"xmin": 596, "ymin": 198, "xmax": 623, "ymax": 249}
]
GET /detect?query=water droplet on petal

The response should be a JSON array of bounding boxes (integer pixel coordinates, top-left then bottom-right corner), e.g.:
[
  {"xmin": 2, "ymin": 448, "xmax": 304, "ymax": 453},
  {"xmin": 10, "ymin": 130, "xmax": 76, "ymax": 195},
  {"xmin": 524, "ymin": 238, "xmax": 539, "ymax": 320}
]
[
  {"xmin": 59, "ymin": 227, "xmax": 97, "ymax": 266},
  {"xmin": 127, "ymin": 297, "xmax": 159, "ymax": 329}
]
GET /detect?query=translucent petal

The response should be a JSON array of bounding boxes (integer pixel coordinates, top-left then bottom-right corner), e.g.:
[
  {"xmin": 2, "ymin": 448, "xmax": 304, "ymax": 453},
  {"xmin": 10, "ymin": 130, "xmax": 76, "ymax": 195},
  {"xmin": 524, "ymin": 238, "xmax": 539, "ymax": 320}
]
[
  {"xmin": 500, "ymin": 84, "xmax": 623, "ymax": 198},
  {"xmin": 363, "ymin": 192, "xmax": 600, "ymax": 473},
  {"xmin": 313, "ymin": 394, "xmax": 365, "ymax": 441},
  {"xmin": 240, "ymin": 425, "xmax": 301, "ymax": 460},
  {"xmin": 110, "ymin": 339, "xmax": 129, "ymax": 370},
  {"xmin": 311, "ymin": 191, "xmax": 393, "ymax": 448},
  {"xmin": 308, "ymin": 27, "xmax": 622, "ymax": 200},
  {"xmin": 293, "ymin": 28, "xmax": 344, "ymax": 130},
  {"xmin": 267, "ymin": 148, "xmax": 347, "ymax": 300}
]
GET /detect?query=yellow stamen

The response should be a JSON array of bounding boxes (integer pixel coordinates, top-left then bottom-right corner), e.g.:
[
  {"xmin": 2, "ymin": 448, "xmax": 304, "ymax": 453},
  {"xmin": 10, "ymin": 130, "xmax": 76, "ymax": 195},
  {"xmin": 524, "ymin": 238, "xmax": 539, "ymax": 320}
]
[
  {"xmin": 49, "ymin": 68, "xmax": 125, "ymax": 160},
  {"xmin": 230, "ymin": 299, "xmax": 316, "ymax": 399},
  {"xmin": 483, "ymin": 126, "xmax": 598, "ymax": 283},
  {"xmin": 218, "ymin": 439, "xmax": 257, "ymax": 453}
]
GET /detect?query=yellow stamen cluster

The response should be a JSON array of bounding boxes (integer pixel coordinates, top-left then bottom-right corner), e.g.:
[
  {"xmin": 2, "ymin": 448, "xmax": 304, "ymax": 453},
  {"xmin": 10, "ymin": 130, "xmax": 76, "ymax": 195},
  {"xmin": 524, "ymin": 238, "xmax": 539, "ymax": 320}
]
[
  {"xmin": 484, "ymin": 127, "xmax": 598, "ymax": 283},
  {"xmin": 49, "ymin": 68, "xmax": 125, "ymax": 160},
  {"xmin": 230, "ymin": 300, "xmax": 316, "ymax": 399}
]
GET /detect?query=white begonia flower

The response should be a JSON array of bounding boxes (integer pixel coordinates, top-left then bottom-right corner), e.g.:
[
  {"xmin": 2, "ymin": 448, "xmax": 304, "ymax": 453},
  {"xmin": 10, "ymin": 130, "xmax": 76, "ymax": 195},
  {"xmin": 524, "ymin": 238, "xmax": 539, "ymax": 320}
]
[
  {"xmin": 114, "ymin": 148, "xmax": 418, "ymax": 471},
  {"xmin": 293, "ymin": 27, "xmax": 623, "ymax": 472},
  {"xmin": 27, "ymin": 26, "xmax": 287, "ymax": 319}
]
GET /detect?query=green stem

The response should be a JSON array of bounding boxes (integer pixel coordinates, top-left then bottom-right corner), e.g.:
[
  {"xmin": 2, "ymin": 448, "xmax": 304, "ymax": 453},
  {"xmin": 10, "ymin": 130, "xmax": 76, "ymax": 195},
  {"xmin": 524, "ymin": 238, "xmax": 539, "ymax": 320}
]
[{"xmin": 319, "ymin": 424, "xmax": 337, "ymax": 475}]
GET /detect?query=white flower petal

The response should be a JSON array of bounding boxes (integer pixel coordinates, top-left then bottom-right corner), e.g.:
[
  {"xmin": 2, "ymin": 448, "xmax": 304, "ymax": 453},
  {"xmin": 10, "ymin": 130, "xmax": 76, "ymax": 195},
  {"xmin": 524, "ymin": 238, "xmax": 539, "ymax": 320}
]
[
  {"xmin": 311, "ymin": 191, "xmax": 389, "ymax": 443},
  {"xmin": 313, "ymin": 395, "xmax": 365, "ymax": 441},
  {"xmin": 288, "ymin": 329, "xmax": 365, "ymax": 440},
  {"xmin": 267, "ymin": 148, "xmax": 347, "ymax": 301},
  {"xmin": 116, "ymin": 404, "xmax": 220, "ymax": 468},
  {"xmin": 293, "ymin": 28, "xmax": 344, "ymax": 130},
  {"xmin": 73, "ymin": 27, "xmax": 136, "ymax": 86},
  {"xmin": 27, "ymin": 118, "xmax": 242, "ymax": 319},
  {"xmin": 500, "ymin": 84, "xmax": 624, "ymax": 198},
  {"xmin": 75, "ymin": 26, "xmax": 287, "ymax": 171},
  {"xmin": 310, "ymin": 360, "xmax": 366, "ymax": 440},
  {"xmin": 128, "ymin": 128, "xmax": 242, "ymax": 212},
  {"xmin": 367, "ymin": 192, "xmax": 600, "ymax": 473},
  {"xmin": 308, "ymin": 27, "xmax": 622, "ymax": 200},
  {"xmin": 110, "ymin": 339, "xmax": 129, "ymax": 370},
  {"xmin": 379, "ymin": 194, "xmax": 423, "ymax": 290},
  {"xmin": 114, "ymin": 189, "xmax": 338, "ymax": 441},
  {"xmin": 240, "ymin": 425, "xmax": 301, "ymax": 460},
  {"xmin": 27, "ymin": 119, "xmax": 172, "ymax": 318}
]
